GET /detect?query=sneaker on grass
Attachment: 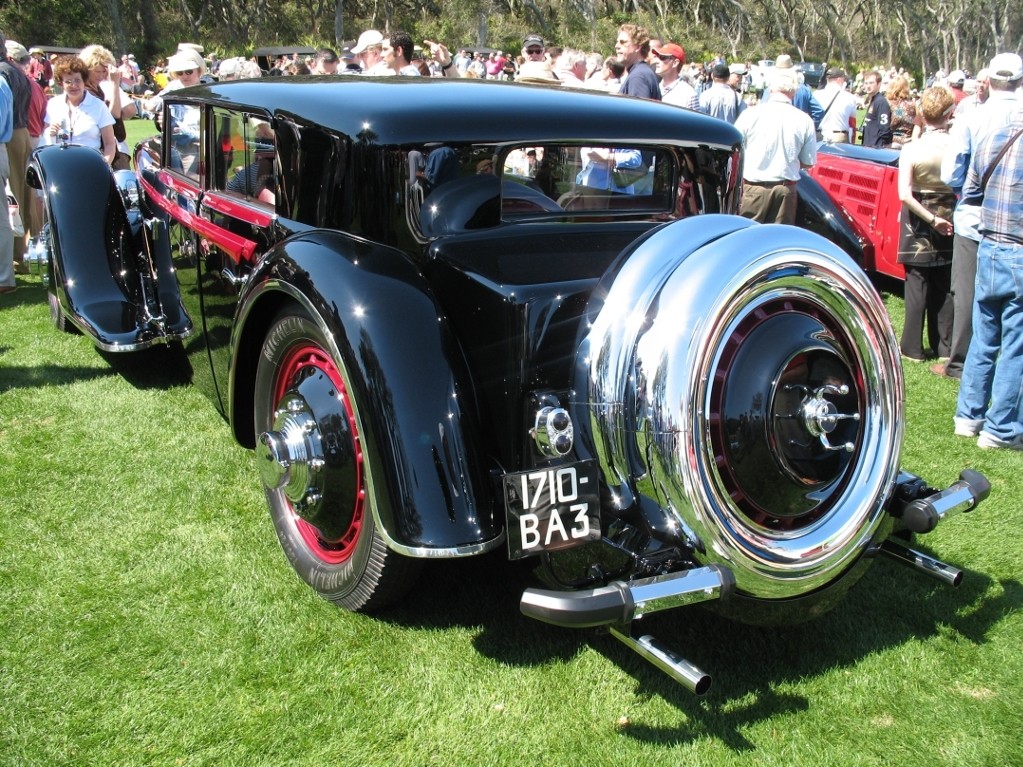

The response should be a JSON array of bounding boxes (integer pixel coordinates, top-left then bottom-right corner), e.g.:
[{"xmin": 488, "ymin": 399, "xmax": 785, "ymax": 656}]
[
  {"xmin": 954, "ymin": 418, "xmax": 983, "ymax": 437},
  {"xmin": 977, "ymin": 432, "xmax": 1023, "ymax": 451}
]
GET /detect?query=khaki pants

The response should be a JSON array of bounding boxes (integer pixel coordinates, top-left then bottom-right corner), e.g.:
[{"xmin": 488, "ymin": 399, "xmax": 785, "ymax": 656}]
[{"xmin": 740, "ymin": 181, "xmax": 798, "ymax": 225}]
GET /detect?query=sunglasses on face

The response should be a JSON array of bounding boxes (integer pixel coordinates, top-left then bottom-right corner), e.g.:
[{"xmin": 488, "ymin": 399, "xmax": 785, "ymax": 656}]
[
  {"xmin": 176, "ymin": 68, "xmax": 197, "ymax": 76},
  {"xmin": 526, "ymin": 48, "xmax": 543, "ymax": 55},
  {"xmin": 657, "ymin": 55, "xmax": 675, "ymax": 61}
]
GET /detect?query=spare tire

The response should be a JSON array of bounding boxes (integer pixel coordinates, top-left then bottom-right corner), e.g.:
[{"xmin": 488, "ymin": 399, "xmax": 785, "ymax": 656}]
[{"xmin": 577, "ymin": 215, "xmax": 904, "ymax": 602}]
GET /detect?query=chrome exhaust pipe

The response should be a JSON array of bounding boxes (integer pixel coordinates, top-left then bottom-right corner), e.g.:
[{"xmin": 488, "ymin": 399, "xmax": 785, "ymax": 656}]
[
  {"xmin": 879, "ymin": 540, "xmax": 963, "ymax": 587},
  {"xmin": 610, "ymin": 626, "xmax": 712, "ymax": 695},
  {"xmin": 520, "ymin": 565, "xmax": 731, "ymax": 694}
]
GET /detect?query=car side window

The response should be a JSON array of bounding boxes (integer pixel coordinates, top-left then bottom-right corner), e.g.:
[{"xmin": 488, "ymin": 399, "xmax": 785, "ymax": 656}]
[
  {"xmin": 212, "ymin": 108, "xmax": 275, "ymax": 207},
  {"xmin": 165, "ymin": 102, "xmax": 203, "ymax": 181}
]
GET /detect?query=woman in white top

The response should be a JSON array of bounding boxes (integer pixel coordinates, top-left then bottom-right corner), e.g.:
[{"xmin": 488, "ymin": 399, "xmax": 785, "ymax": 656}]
[{"xmin": 42, "ymin": 56, "xmax": 116, "ymax": 165}]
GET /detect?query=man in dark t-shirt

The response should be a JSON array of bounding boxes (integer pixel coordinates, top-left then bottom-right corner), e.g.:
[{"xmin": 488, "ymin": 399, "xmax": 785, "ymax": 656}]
[
  {"xmin": 860, "ymin": 69, "xmax": 893, "ymax": 148},
  {"xmin": 615, "ymin": 24, "xmax": 661, "ymax": 101}
]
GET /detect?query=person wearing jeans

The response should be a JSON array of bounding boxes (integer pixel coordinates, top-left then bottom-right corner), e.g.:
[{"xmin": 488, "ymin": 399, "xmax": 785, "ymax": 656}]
[
  {"xmin": 938, "ymin": 52, "xmax": 1022, "ymax": 379},
  {"xmin": 954, "ymin": 102, "xmax": 1023, "ymax": 449}
]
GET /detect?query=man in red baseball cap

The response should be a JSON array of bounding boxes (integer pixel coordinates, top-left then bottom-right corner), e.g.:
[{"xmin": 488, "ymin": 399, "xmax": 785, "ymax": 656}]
[{"xmin": 651, "ymin": 43, "xmax": 697, "ymax": 109}]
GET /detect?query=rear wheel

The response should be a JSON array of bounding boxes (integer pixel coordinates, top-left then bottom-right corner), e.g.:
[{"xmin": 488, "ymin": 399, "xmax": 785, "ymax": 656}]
[{"xmin": 254, "ymin": 309, "xmax": 420, "ymax": 612}]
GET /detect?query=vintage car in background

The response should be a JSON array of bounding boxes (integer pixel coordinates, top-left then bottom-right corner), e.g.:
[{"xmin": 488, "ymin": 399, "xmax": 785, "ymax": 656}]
[
  {"xmin": 796, "ymin": 142, "xmax": 906, "ymax": 282},
  {"xmin": 795, "ymin": 61, "xmax": 828, "ymax": 89},
  {"xmin": 27, "ymin": 77, "xmax": 988, "ymax": 695}
]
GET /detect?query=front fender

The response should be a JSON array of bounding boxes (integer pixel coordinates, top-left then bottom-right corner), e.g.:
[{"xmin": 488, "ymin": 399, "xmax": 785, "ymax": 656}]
[
  {"xmin": 28, "ymin": 144, "xmax": 190, "ymax": 350},
  {"xmin": 232, "ymin": 231, "xmax": 502, "ymax": 557}
]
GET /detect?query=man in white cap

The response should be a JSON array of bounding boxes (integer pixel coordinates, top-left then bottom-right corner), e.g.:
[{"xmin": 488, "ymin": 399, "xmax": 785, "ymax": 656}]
[
  {"xmin": 936, "ymin": 52, "xmax": 1023, "ymax": 382},
  {"xmin": 143, "ymin": 50, "xmax": 204, "ymax": 112},
  {"xmin": 954, "ymin": 69, "xmax": 990, "ymax": 118},
  {"xmin": 945, "ymin": 69, "xmax": 967, "ymax": 107},
  {"xmin": 953, "ymin": 63, "xmax": 1023, "ymax": 449},
  {"xmin": 142, "ymin": 51, "xmax": 206, "ymax": 173},
  {"xmin": 352, "ymin": 30, "xmax": 388, "ymax": 75}
]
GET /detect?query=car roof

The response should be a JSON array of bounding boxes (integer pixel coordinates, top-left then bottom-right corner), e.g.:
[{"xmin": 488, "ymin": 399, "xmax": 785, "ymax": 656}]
[{"xmin": 169, "ymin": 76, "xmax": 741, "ymax": 150}]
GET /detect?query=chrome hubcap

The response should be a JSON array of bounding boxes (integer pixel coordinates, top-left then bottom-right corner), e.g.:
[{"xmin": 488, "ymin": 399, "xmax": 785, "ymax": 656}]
[{"xmin": 256, "ymin": 396, "xmax": 325, "ymax": 517}]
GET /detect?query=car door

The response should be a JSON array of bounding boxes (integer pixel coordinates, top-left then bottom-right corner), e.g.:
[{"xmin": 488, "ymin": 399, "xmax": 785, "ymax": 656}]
[{"xmin": 196, "ymin": 106, "xmax": 278, "ymax": 413}]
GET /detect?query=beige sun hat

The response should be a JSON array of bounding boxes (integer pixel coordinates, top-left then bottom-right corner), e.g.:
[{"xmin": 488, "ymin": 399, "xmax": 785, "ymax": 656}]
[
  {"xmin": 167, "ymin": 50, "xmax": 206, "ymax": 75},
  {"xmin": 516, "ymin": 60, "xmax": 561, "ymax": 84},
  {"xmin": 5, "ymin": 40, "xmax": 29, "ymax": 63}
]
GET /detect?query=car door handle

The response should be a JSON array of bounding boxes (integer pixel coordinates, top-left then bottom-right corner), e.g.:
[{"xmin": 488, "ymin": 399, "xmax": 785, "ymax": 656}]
[{"xmin": 221, "ymin": 267, "xmax": 248, "ymax": 288}]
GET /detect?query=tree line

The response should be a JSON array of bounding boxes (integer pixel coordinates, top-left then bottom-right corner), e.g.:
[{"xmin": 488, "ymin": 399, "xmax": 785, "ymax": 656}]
[{"xmin": 2, "ymin": 0, "xmax": 1020, "ymax": 80}]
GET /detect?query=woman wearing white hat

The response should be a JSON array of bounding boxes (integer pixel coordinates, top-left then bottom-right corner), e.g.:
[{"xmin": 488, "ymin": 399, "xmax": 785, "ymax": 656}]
[{"xmin": 141, "ymin": 51, "xmax": 205, "ymax": 173}]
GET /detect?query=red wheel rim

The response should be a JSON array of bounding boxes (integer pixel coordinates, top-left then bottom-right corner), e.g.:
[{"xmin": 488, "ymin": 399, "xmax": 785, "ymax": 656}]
[{"xmin": 274, "ymin": 343, "xmax": 365, "ymax": 564}]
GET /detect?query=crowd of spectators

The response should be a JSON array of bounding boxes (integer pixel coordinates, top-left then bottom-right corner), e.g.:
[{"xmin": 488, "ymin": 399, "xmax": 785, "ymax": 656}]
[{"xmin": 2, "ymin": 27, "xmax": 1022, "ymax": 448}]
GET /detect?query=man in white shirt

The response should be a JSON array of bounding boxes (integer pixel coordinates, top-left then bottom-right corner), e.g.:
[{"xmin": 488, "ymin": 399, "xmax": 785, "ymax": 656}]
[
  {"xmin": 733, "ymin": 70, "xmax": 817, "ymax": 225},
  {"xmin": 382, "ymin": 32, "xmax": 421, "ymax": 77},
  {"xmin": 815, "ymin": 68, "xmax": 857, "ymax": 143},
  {"xmin": 652, "ymin": 43, "xmax": 698, "ymax": 110}
]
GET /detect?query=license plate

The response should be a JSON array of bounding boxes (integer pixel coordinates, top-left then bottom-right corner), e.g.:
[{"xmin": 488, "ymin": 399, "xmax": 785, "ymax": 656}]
[{"xmin": 504, "ymin": 460, "xmax": 601, "ymax": 560}]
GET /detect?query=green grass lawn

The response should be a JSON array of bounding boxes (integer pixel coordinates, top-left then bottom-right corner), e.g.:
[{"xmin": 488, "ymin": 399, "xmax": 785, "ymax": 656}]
[{"xmin": 2, "ymin": 182, "xmax": 1022, "ymax": 764}]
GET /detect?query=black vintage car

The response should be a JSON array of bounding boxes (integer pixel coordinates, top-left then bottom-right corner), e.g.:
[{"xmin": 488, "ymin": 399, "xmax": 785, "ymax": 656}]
[{"xmin": 27, "ymin": 77, "xmax": 988, "ymax": 695}]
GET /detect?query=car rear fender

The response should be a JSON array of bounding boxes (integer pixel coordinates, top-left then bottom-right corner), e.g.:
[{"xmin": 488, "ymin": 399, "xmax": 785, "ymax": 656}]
[{"xmin": 231, "ymin": 230, "xmax": 502, "ymax": 556}]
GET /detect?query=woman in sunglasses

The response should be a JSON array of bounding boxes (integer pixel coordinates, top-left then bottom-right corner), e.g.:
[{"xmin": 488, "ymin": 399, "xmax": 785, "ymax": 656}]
[
  {"xmin": 141, "ymin": 51, "xmax": 205, "ymax": 173},
  {"xmin": 41, "ymin": 56, "xmax": 116, "ymax": 166}
]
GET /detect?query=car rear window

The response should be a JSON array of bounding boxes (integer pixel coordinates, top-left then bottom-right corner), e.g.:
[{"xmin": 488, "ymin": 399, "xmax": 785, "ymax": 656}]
[{"xmin": 412, "ymin": 142, "xmax": 736, "ymax": 238}]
